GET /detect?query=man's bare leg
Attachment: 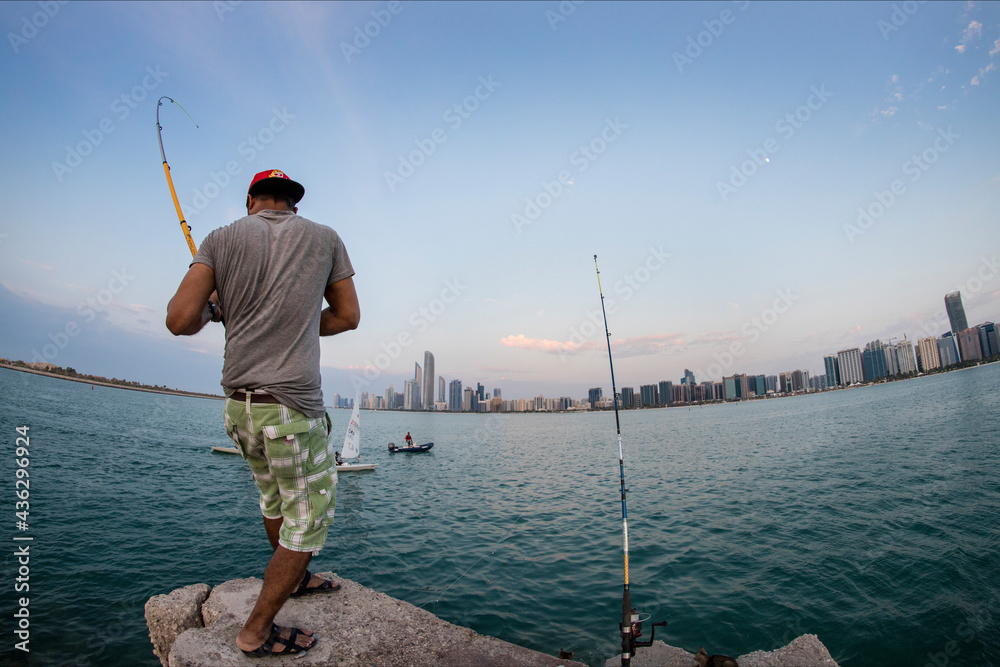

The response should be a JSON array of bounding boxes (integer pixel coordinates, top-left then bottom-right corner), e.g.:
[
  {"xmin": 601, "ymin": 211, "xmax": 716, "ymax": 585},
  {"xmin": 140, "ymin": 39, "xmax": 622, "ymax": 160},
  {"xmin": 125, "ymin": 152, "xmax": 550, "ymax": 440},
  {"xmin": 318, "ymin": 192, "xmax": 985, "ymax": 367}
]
[
  {"xmin": 263, "ymin": 516, "xmax": 336, "ymax": 592},
  {"xmin": 235, "ymin": 543, "xmax": 315, "ymax": 653}
]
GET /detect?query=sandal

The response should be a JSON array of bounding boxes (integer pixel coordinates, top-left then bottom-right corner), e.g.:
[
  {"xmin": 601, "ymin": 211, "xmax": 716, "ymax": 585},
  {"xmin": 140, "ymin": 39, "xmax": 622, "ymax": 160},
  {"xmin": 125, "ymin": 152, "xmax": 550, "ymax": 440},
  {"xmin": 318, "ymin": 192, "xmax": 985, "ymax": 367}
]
[
  {"xmin": 241, "ymin": 623, "xmax": 316, "ymax": 657},
  {"xmin": 290, "ymin": 569, "xmax": 341, "ymax": 597}
]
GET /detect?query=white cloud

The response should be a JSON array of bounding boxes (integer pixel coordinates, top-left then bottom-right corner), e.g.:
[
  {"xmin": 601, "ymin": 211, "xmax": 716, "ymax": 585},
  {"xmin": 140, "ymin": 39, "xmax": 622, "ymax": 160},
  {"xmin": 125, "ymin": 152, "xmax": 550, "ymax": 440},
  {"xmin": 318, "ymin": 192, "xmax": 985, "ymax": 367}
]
[{"xmin": 956, "ymin": 20, "xmax": 983, "ymax": 53}]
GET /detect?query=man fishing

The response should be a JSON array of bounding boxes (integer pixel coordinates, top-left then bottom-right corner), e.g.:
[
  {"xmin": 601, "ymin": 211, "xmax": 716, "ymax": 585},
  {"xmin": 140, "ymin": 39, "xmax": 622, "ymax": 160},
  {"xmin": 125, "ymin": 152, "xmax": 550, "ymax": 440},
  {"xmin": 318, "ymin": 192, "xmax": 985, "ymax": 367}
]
[{"xmin": 166, "ymin": 169, "xmax": 360, "ymax": 657}]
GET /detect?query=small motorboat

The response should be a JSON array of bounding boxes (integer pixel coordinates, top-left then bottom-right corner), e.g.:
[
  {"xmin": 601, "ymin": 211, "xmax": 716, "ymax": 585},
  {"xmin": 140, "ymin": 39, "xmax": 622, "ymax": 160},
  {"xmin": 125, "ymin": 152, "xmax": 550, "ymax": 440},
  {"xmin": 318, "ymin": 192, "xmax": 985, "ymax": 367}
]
[
  {"xmin": 388, "ymin": 441, "xmax": 434, "ymax": 453},
  {"xmin": 211, "ymin": 446, "xmax": 240, "ymax": 455}
]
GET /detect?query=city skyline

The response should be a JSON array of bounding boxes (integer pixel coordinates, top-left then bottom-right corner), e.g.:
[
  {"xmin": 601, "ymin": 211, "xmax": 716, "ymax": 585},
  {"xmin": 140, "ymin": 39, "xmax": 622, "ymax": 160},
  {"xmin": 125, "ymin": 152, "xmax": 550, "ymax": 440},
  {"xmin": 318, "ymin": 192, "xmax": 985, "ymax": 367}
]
[
  {"xmin": 2, "ymin": 2, "xmax": 999, "ymax": 400},
  {"xmin": 345, "ymin": 287, "xmax": 998, "ymax": 410}
]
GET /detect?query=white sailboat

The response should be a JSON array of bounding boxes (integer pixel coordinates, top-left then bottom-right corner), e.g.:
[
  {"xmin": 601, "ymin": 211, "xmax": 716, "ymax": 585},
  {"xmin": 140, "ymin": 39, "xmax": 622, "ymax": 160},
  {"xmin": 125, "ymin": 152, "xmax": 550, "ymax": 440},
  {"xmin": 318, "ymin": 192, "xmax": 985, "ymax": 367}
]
[{"xmin": 337, "ymin": 391, "xmax": 376, "ymax": 472}]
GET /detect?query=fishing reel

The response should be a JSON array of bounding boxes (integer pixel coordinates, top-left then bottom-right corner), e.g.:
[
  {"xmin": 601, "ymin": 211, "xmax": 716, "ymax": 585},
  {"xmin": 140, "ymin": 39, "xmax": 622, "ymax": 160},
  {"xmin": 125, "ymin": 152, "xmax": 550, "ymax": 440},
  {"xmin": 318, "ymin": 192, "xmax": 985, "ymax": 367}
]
[{"xmin": 620, "ymin": 608, "xmax": 667, "ymax": 665}]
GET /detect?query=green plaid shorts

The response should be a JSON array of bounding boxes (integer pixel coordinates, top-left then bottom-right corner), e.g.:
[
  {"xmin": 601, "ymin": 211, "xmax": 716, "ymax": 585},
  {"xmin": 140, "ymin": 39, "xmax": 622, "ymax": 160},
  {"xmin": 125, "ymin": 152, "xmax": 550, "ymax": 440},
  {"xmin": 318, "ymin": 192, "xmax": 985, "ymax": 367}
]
[{"xmin": 224, "ymin": 396, "xmax": 337, "ymax": 553}]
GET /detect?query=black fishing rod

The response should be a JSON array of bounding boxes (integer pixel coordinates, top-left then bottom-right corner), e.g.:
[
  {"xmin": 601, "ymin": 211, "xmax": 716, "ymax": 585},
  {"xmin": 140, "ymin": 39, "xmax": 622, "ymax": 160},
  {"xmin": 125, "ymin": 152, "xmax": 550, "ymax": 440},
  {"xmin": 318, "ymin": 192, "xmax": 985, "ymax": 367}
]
[{"xmin": 594, "ymin": 255, "xmax": 667, "ymax": 667}]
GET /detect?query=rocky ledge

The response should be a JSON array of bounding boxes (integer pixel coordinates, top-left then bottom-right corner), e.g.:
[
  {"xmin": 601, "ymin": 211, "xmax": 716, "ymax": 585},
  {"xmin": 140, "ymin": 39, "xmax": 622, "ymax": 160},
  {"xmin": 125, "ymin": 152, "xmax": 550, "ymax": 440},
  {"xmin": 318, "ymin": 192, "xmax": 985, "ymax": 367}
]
[
  {"xmin": 144, "ymin": 574, "xmax": 587, "ymax": 666},
  {"xmin": 145, "ymin": 575, "xmax": 838, "ymax": 667},
  {"xmin": 603, "ymin": 634, "xmax": 840, "ymax": 667}
]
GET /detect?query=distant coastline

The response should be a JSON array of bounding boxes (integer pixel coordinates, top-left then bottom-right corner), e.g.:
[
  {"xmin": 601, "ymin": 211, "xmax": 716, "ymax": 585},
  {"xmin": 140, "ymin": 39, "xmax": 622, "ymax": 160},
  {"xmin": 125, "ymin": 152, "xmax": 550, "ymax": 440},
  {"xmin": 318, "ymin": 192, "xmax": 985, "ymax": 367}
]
[
  {"xmin": 0, "ymin": 360, "xmax": 224, "ymax": 400},
  {"xmin": 2, "ymin": 356, "xmax": 994, "ymax": 413}
]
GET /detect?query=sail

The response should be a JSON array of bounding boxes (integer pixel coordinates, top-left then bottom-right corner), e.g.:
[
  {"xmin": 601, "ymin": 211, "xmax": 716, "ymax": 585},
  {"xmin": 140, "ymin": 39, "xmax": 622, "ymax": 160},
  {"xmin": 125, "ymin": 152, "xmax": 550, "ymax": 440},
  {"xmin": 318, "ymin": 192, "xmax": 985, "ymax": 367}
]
[{"xmin": 341, "ymin": 390, "xmax": 361, "ymax": 461}]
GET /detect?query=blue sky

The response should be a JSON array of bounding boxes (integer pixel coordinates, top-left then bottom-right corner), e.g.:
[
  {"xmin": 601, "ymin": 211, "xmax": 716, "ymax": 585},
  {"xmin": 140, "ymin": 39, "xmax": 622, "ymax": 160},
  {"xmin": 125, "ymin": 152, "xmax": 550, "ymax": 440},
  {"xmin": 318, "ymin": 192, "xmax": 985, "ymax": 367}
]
[{"xmin": 1, "ymin": 1, "xmax": 998, "ymax": 400}]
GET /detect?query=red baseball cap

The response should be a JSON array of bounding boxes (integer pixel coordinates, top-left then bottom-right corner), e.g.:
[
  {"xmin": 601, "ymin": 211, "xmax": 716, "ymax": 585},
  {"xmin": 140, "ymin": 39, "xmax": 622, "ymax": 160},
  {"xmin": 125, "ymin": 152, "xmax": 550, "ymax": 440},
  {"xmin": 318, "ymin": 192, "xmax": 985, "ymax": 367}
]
[{"xmin": 247, "ymin": 169, "xmax": 305, "ymax": 204}]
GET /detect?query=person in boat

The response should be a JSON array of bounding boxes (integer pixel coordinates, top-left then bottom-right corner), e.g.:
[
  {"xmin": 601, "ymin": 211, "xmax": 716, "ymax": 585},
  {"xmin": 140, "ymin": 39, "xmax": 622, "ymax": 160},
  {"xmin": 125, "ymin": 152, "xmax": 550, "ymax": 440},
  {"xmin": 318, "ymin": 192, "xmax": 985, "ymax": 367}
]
[
  {"xmin": 404, "ymin": 432, "xmax": 413, "ymax": 447},
  {"xmin": 166, "ymin": 169, "xmax": 360, "ymax": 657},
  {"xmin": 335, "ymin": 451, "xmax": 343, "ymax": 466}
]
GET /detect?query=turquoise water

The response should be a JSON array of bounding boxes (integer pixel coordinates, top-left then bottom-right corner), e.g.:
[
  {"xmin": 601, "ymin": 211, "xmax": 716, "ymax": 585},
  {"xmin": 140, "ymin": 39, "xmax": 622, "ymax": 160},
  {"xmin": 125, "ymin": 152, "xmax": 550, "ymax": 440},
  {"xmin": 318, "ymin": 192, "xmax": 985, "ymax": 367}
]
[{"xmin": 1, "ymin": 364, "xmax": 998, "ymax": 666}]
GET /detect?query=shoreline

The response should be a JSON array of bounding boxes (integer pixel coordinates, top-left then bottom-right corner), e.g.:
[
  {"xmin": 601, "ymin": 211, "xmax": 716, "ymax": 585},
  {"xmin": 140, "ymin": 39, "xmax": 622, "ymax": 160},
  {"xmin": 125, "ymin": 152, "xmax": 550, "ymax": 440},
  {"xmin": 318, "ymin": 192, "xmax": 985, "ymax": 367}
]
[
  {"xmin": 2, "ymin": 357, "xmax": 995, "ymax": 413},
  {"xmin": 0, "ymin": 362, "xmax": 224, "ymax": 401}
]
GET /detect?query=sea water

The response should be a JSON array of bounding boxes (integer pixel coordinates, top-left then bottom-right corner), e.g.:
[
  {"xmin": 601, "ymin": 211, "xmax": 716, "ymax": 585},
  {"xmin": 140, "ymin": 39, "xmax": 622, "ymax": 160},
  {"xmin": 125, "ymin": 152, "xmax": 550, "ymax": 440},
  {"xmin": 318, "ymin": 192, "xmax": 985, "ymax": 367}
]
[{"xmin": 0, "ymin": 364, "xmax": 997, "ymax": 666}]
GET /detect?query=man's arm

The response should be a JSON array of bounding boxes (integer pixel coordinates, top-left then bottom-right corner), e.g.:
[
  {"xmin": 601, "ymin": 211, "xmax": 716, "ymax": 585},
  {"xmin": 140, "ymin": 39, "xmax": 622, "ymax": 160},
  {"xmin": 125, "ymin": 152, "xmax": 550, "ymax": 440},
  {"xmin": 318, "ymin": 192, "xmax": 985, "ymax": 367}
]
[
  {"xmin": 320, "ymin": 276, "xmax": 360, "ymax": 336},
  {"xmin": 166, "ymin": 263, "xmax": 219, "ymax": 336}
]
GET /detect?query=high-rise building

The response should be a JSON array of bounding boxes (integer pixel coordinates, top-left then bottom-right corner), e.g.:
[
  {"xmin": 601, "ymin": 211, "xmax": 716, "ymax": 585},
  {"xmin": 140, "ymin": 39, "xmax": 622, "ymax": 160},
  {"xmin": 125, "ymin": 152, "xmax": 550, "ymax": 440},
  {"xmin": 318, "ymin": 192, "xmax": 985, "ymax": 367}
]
[
  {"xmin": 885, "ymin": 343, "xmax": 900, "ymax": 377},
  {"xmin": 588, "ymin": 387, "xmax": 603, "ymax": 409},
  {"xmin": 403, "ymin": 379, "xmax": 419, "ymax": 410},
  {"xmin": 945, "ymin": 291, "xmax": 968, "ymax": 334},
  {"xmin": 449, "ymin": 379, "xmax": 462, "ymax": 412},
  {"xmin": 937, "ymin": 333, "xmax": 960, "ymax": 367},
  {"xmin": 723, "ymin": 376, "xmax": 737, "ymax": 400},
  {"xmin": 896, "ymin": 339, "xmax": 917, "ymax": 375},
  {"xmin": 493, "ymin": 388, "xmax": 501, "ymax": 398},
  {"xmin": 658, "ymin": 381, "xmax": 673, "ymax": 406},
  {"xmin": 422, "ymin": 352, "xmax": 435, "ymax": 411},
  {"xmin": 978, "ymin": 323, "xmax": 999, "ymax": 358},
  {"xmin": 620, "ymin": 386, "xmax": 635, "ymax": 408},
  {"xmin": 413, "ymin": 363, "xmax": 422, "ymax": 410},
  {"xmin": 640, "ymin": 384, "xmax": 658, "ymax": 407},
  {"xmin": 824, "ymin": 354, "xmax": 841, "ymax": 387},
  {"xmin": 462, "ymin": 386, "xmax": 473, "ymax": 411},
  {"xmin": 766, "ymin": 375, "xmax": 778, "ymax": 393},
  {"xmin": 682, "ymin": 369, "xmax": 696, "ymax": 385},
  {"xmin": 706, "ymin": 380, "xmax": 719, "ymax": 400},
  {"xmin": 837, "ymin": 348, "xmax": 864, "ymax": 385},
  {"xmin": 439, "ymin": 376, "xmax": 445, "ymax": 403},
  {"xmin": 385, "ymin": 385, "xmax": 394, "ymax": 410},
  {"xmin": 957, "ymin": 327, "xmax": 983, "ymax": 362},
  {"xmin": 917, "ymin": 337, "xmax": 941, "ymax": 371},
  {"xmin": 862, "ymin": 340, "xmax": 889, "ymax": 381}
]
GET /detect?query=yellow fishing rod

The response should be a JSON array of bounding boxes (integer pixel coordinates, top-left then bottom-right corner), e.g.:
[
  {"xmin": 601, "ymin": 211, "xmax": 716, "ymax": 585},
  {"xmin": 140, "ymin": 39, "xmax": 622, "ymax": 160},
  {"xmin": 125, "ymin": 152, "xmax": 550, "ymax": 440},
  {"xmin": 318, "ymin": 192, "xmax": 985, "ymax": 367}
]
[{"xmin": 156, "ymin": 97, "xmax": 199, "ymax": 257}]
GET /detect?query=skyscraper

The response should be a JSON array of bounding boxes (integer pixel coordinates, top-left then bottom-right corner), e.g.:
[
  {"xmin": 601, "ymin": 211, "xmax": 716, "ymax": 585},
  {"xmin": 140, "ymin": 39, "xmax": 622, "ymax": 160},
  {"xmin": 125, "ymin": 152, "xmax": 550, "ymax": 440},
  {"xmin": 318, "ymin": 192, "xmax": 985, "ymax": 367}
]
[
  {"xmin": 945, "ymin": 291, "xmax": 968, "ymax": 334},
  {"xmin": 862, "ymin": 340, "xmax": 888, "ymax": 381},
  {"xmin": 422, "ymin": 351, "xmax": 435, "ymax": 410},
  {"xmin": 957, "ymin": 327, "xmax": 983, "ymax": 362},
  {"xmin": 640, "ymin": 384, "xmax": 658, "ymax": 407},
  {"xmin": 588, "ymin": 387, "xmax": 603, "ymax": 409},
  {"xmin": 917, "ymin": 337, "xmax": 941, "ymax": 371},
  {"xmin": 449, "ymin": 379, "xmax": 462, "ymax": 411},
  {"xmin": 403, "ymin": 379, "xmax": 419, "ymax": 410},
  {"xmin": 896, "ymin": 339, "xmax": 917, "ymax": 375},
  {"xmin": 978, "ymin": 322, "xmax": 999, "ymax": 358},
  {"xmin": 823, "ymin": 354, "xmax": 841, "ymax": 387},
  {"xmin": 413, "ymin": 363, "xmax": 422, "ymax": 410},
  {"xmin": 439, "ymin": 376, "xmax": 445, "ymax": 403},
  {"xmin": 620, "ymin": 386, "xmax": 635, "ymax": 408},
  {"xmin": 937, "ymin": 334, "xmax": 960, "ymax": 367},
  {"xmin": 682, "ymin": 369, "xmax": 696, "ymax": 385},
  {"xmin": 837, "ymin": 348, "xmax": 864, "ymax": 385},
  {"xmin": 658, "ymin": 381, "xmax": 672, "ymax": 406}
]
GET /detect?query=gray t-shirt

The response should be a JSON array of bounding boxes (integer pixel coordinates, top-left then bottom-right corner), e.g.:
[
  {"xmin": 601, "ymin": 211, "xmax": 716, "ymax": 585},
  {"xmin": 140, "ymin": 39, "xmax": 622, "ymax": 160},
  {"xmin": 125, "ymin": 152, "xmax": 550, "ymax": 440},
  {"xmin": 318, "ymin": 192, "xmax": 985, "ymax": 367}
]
[{"xmin": 192, "ymin": 209, "xmax": 354, "ymax": 417}]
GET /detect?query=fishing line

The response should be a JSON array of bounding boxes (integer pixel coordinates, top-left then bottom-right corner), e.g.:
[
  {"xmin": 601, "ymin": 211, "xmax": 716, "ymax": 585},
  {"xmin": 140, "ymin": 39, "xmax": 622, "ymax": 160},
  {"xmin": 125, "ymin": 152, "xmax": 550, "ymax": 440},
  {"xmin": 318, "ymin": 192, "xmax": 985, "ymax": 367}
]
[{"xmin": 156, "ymin": 96, "xmax": 199, "ymax": 257}]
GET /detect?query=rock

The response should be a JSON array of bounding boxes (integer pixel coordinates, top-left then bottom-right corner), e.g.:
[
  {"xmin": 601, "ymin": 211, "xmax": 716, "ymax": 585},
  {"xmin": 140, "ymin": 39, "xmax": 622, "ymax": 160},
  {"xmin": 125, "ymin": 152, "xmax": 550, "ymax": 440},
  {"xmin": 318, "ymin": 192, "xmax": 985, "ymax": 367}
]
[
  {"xmin": 144, "ymin": 583, "xmax": 211, "ymax": 666},
  {"xmin": 153, "ymin": 574, "xmax": 587, "ymax": 667},
  {"xmin": 737, "ymin": 634, "xmax": 839, "ymax": 667},
  {"xmin": 603, "ymin": 635, "xmax": 840, "ymax": 667}
]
